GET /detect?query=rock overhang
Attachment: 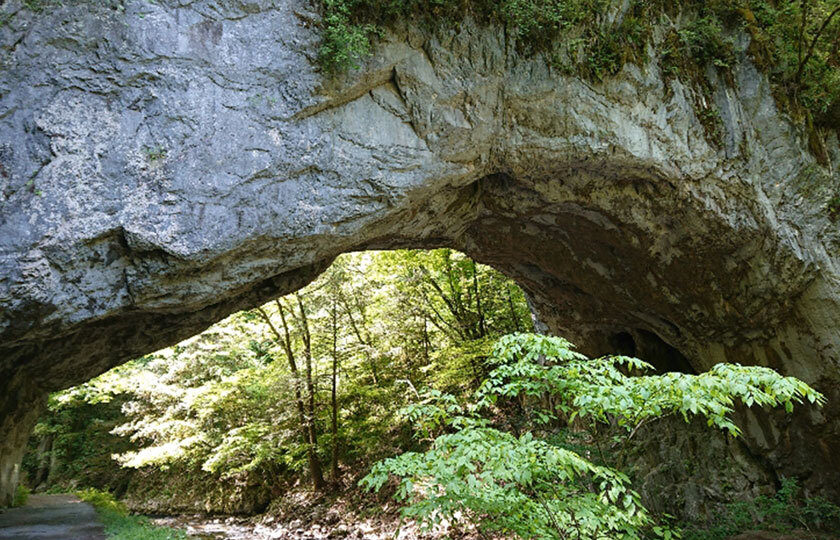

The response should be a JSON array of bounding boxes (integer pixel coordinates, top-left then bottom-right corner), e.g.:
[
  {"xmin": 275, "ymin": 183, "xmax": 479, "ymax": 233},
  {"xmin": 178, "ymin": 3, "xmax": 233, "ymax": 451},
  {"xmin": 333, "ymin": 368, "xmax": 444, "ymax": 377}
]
[{"xmin": 1, "ymin": 0, "xmax": 839, "ymax": 507}]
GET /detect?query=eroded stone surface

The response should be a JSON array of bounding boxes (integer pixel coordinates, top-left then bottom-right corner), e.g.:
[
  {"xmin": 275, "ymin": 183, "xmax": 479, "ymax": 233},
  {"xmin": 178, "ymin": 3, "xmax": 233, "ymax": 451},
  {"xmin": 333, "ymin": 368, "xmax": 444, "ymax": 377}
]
[{"xmin": 1, "ymin": 0, "xmax": 839, "ymax": 510}]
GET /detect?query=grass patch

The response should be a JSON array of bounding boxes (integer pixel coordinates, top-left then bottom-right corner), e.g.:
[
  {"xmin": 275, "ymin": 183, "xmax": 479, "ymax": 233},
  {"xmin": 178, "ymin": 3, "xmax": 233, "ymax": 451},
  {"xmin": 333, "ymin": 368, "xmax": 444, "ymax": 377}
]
[{"xmin": 76, "ymin": 488, "xmax": 187, "ymax": 540}]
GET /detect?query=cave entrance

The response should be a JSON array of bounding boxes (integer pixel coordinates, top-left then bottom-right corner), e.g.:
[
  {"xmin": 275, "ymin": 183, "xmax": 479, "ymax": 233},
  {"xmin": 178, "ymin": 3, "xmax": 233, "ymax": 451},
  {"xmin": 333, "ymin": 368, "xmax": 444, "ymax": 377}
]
[
  {"xmin": 17, "ymin": 247, "xmax": 691, "ymax": 511},
  {"xmin": 0, "ymin": 156, "xmax": 750, "ymax": 508},
  {"xmin": 608, "ymin": 330, "xmax": 696, "ymax": 374},
  {"xmin": 4, "ymin": 165, "xmax": 838, "ymax": 510}
]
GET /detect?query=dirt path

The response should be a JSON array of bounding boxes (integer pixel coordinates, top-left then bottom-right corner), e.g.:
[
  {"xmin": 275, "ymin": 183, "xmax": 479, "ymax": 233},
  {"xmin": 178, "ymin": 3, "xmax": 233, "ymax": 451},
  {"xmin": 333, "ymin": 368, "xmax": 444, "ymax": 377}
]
[{"xmin": 0, "ymin": 494, "xmax": 106, "ymax": 539}]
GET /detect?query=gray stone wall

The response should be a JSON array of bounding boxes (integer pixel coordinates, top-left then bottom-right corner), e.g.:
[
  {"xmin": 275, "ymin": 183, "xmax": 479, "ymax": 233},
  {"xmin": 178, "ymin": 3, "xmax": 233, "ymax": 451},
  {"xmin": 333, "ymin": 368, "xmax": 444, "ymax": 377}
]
[{"xmin": 1, "ymin": 0, "xmax": 838, "ymax": 508}]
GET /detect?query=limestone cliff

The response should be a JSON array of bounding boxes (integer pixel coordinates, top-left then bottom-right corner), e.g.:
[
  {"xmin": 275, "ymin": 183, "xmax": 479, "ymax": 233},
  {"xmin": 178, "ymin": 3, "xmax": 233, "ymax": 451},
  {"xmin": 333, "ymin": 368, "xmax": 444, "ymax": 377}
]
[{"xmin": 1, "ymin": 0, "xmax": 839, "ymax": 510}]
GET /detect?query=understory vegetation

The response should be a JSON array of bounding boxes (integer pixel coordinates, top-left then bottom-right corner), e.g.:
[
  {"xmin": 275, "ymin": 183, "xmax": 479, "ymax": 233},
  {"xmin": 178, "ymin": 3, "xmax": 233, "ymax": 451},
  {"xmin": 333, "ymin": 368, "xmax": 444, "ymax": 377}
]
[
  {"xmin": 319, "ymin": 0, "xmax": 839, "ymax": 154},
  {"xmin": 360, "ymin": 333, "xmax": 829, "ymax": 538},
  {"xmin": 682, "ymin": 478, "xmax": 840, "ymax": 539},
  {"xmin": 21, "ymin": 249, "xmax": 840, "ymax": 538},
  {"xmin": 77, "ymin": 488, "xmax": 187, "ymax": 540},
  {"xmin": 11, "ymin": 485, "xmax": 29, "ymax": 507}
]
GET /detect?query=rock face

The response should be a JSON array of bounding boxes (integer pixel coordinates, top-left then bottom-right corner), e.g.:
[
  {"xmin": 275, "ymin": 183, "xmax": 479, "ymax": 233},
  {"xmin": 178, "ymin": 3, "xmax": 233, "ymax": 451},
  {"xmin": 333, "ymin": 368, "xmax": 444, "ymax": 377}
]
[{"xmin": 1, "ymin": 0, "xmax": 839, "ymax": 510}]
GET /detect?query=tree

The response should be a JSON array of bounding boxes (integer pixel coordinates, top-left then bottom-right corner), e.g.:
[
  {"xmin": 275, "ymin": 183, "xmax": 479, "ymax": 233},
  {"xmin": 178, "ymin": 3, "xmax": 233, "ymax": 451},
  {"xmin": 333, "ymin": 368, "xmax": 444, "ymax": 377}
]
[
  {"xmin": 26, "ymin": 249, "xmax": 534, "ymax": 502},
  {"xmin": 330, "ymin": 297, "xmax": 340, "ymax": 486},
  {"xmin": 794, "ymin": 0, "xmax": 840, "ymax": 88},
  {"xmin": 372, "ymin": 249, "xmax": 532, "ymax": 394},
  {"xmin": 362, "ymin": 333, "xmax": 825, "ymax": 539},
  {"xmin": 257, "ymin": 298, "xmax": 326, "ymax": 491}
]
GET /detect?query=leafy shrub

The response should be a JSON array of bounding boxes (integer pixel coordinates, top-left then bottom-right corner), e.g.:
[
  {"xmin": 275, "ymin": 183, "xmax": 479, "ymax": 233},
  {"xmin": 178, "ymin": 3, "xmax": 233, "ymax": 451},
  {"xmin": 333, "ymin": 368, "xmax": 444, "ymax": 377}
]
[
  {"xmin": 682, "ymin": 478, "xmax": 840, "ymax": 539},
  {"xmin": 77, "ymin": 487, "xmax": 128, "ymax": 516},
  {"xmin": 317, "ymin": 0, "xmax": 621, "ymax": 73},
  {"xmin": 11, "ymin": 485, "xmax": 30, "ymax": 507},
  {"xmin": 362, "ymin": 333, "xmax": 824, "ymax": 539}
]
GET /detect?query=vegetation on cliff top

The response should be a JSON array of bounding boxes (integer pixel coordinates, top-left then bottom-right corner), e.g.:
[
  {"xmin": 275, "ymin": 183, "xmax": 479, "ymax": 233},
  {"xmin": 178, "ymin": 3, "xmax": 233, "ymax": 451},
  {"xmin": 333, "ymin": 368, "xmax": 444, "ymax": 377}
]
[
  {"xmin": 318, "ymin": 0, "xmax": 839, "ymax": 152},
  {"xmin": 8, "ymin": 0, "xmax": 837, "ymax": 153}
]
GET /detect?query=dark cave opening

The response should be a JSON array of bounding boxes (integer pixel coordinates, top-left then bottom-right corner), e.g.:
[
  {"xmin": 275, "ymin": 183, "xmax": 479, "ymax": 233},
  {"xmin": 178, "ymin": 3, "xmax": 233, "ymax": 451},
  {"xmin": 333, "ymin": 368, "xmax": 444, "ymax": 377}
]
[{"xmin": 609, "ymin": 329, "xmax": 696, "ymax": 374}]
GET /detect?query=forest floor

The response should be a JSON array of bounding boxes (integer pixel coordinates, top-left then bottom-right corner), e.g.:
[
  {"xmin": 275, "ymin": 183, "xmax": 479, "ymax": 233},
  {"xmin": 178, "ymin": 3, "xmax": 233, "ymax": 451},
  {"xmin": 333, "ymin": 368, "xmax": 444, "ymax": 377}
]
[
  {"xmin": 150, "ymin": 512, "xmax": 479, "ymax": 540},
  {"xmin": 0, "ymin": 494, "xmax": 106, "ymax": 539},
  {"xmin": 148, "ymin": 513, "xmax": 835, "ymax": 540},
  {"xmin": 147, "ymin": 489, "xmax": 482, "ymax": 539}
]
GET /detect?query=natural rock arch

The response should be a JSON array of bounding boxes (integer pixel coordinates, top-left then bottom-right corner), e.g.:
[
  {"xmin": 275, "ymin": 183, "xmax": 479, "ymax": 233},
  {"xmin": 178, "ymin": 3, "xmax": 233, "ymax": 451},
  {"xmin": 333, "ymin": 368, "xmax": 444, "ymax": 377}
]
[{"xmin": 1, "ymin": 0, "xmax": 839, "ymax": 507}]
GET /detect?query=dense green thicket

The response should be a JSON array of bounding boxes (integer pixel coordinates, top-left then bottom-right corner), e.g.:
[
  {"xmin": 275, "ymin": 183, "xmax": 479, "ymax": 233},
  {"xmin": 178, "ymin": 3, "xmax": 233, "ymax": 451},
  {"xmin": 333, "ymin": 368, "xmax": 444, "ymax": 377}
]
[
  {"xmin": 22, "ymin": 378, "xmax": 133, "ymax": 494},
  {"xmin": 106, "ymin": 250, "xmax": 530, "ymax": 489},
  {"xmin": 11, "ymin": 485, "xmax": 29, "ymax": 507},
  {"xmin": 319, "ymin": 0, "xmax": 839, "ymax": 150},
  {"xmin": 682, "ymin": 478, "xmax": 840, "ymax": 539},
  {"xmin": 362, "ymin": 333, "xmax": 827, "ymax": 539}
]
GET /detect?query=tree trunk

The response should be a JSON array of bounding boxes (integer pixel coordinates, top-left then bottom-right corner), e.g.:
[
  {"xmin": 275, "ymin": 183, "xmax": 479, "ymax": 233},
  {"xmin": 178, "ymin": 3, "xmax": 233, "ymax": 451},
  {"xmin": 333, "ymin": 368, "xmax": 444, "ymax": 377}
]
[
  {"xmin": 422, "ymin": 315, "xmax": 430, "ymax": 362},
  {"xmin": 330, "ymin": 299, "xmax": 340, "ymax": 487},
  {"xmin": 507, "ymin": 283, "xmax": 522, "ymax": 333},
  {"xmin": 339, "ymin": 293, "xmax": 378, "ymax": 385},
  {"xmin": 795, "ymin": 3, "xmax": 840, "ymax": 85},
  {"xmin": 295, "ymin": 294, "xmax": 326, "ymax": 491},
  {"xmin": 257, "ymin": 302, "xmax": 325, "ymax": 491},
  {"xmin": 471, "ymin": 260, "xmax": 487, "ymax": 338}
]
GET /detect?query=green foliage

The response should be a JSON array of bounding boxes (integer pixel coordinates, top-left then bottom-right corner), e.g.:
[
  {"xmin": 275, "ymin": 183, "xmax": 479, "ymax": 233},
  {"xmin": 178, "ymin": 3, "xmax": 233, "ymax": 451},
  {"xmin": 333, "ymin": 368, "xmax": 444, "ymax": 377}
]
[
  {"xmin": 78, "ymin": 487, "xmax": 129, "ymax": 516},
  {"xmin": 478, "ymin": 334, "xmax": 824, "ymax": 436},
  {"xmin": 22, "ymin": 374, "xmax": 134, "ymax": 494},
  {"xmin": 364, "ymin": 425, "xmax": 651, "ymax": 538},
  {"xmin": 78, "ymin": 488, "xmax": 187, "ymax": 540},
  {"xmin": 11, "ymin": 485, "xmax": 30, "ymax": 507},
  {"xmin": 317, "ymin": 0, "xmax": 622, "ymax": 74},
  {"xmin": 828, "ymin": 194, "xmax": 840, "ymax": 219},
  {"xmin": 682, "ymin": 478, "xmax": 840, "ymax": 539},
  {"xmin": 25, "ymin": 253, "xmax": 832, "ymax": 534},
  {"xmin": 746, "ymin": 0, "xmax": 840, "ymax": 123},
  {"xmin": 362, "ymin": 333, "xmax": 824, "ymax": 539},
  {"xmin": 109, "ymin": 326, "xmax": 290, "ymax": 474},
  {"xmin": 316, "ymin": 0, "xmax": 839, "ymax": 144},
  {"xmin": 317, "ymin": 0, "xmax": 379, "ymax": 70},
  {"xmin": 29, "ymin": 249, "xmax": 529, "ymax": 505},
  {"xmin": 676, "ymin": 15, "xmax": 734, "ymax": 69}
]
